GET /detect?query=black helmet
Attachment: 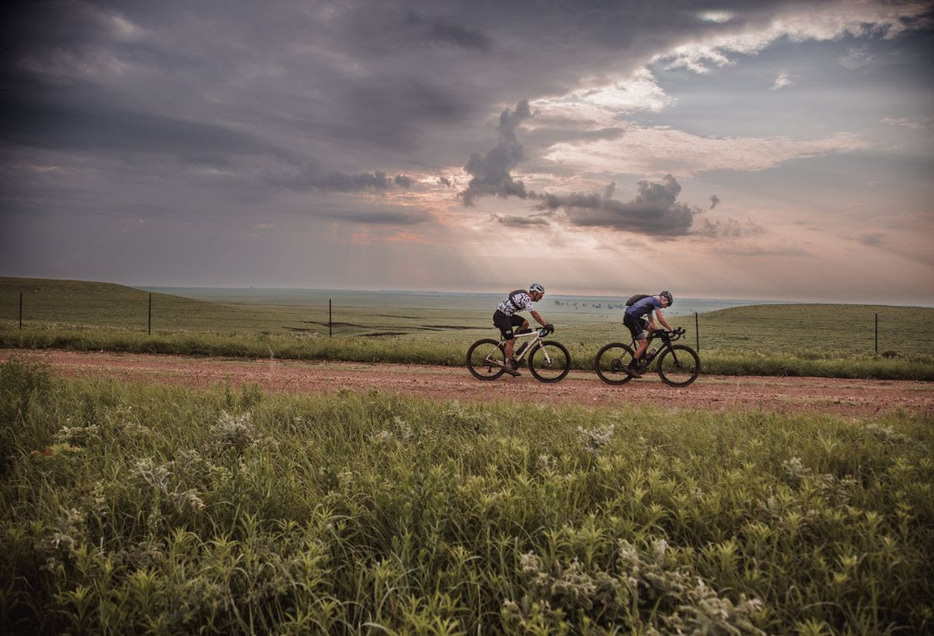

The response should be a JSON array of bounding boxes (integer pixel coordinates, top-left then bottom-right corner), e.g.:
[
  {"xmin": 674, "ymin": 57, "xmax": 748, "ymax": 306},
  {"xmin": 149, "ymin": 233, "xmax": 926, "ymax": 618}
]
[{"xmin": 660, "ymin": 290, "xmax": 673, "ymax": 306}]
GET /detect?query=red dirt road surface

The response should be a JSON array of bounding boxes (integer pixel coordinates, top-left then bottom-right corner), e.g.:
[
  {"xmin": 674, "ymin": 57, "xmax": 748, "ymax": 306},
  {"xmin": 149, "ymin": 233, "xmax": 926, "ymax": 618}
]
[{"xmin": 3, "ymin": 349, "xmax": 932, "ymax": 418}]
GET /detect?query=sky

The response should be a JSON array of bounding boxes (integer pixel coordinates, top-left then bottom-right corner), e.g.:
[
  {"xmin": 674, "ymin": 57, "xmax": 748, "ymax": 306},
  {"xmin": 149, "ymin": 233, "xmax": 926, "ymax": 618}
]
[{"xmin": 1, "ymin": 0, "xmax": 933, "ymax": 304}]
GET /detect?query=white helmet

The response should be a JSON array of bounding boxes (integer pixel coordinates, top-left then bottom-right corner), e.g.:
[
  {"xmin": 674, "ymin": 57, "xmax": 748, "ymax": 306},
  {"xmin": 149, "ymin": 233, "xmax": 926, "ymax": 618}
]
[{"xmin": 529, "ymin": 283, "xmax": 545, "ymax": 294}]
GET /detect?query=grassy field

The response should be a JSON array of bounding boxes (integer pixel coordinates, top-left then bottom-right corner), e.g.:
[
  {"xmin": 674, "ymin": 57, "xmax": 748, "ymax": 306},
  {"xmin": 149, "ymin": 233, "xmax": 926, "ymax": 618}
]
[
  {"xmin": 1, "ymin": 359, "xmax": 931, "ymax": 634},
  {"xmin": 2, "ymin": 277, "xmax": 934, "ymax": 380}
]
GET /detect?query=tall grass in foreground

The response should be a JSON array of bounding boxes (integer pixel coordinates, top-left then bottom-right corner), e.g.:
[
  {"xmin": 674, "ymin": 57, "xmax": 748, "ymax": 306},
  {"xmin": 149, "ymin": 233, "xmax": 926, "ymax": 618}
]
[{"xmin": 1, "ymin": 359, "xmax": 932, "ymax": 634}]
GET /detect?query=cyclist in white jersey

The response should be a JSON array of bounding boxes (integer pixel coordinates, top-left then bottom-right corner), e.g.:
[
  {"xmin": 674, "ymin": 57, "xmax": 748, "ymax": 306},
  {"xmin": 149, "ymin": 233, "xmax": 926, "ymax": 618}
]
[{"xmin": 492, "ymin": 283, "xmax": 553, "ymax": 376}]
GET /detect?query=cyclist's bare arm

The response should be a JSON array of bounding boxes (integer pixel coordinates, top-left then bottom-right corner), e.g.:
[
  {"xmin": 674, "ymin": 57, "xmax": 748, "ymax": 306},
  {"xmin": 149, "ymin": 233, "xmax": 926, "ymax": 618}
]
[
  {"xmin": 654, "ymin": 309, "xmax": 673, "ymax": 331},
  {"xmin": 530, "ymin": 310, "xmax": 547, "ymax": 327}
]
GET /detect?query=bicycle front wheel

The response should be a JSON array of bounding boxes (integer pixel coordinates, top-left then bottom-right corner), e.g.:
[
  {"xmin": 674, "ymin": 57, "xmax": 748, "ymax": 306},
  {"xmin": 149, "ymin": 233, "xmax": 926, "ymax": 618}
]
[
  {"xmin": 594, "ymin": 343, "xmax": 637, "ymax": 385},
  {"xmin": 466, "ymin": 338, "xmax": 506, "ymax": 380},
  {"xmin": 657, "ymin": 345, "xmax": 701, "ymax": 387},
  {"xmin": 528, "ymin": 340, "xmax": 571, "ymax": 383}
]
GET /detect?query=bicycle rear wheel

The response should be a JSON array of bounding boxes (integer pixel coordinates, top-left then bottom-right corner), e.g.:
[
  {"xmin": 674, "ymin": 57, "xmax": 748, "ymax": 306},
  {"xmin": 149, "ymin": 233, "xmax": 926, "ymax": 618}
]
[
  {"xmin": 528, "ymin": 340, "xmax": 571, "ymax": 383},
  {"xmin": 466, "ymin": 338, "xmax": 506, "ymax": 380},
  {"xmin": 657, "ymin": 345, "xmax": 701, "ymax": 387},
  {"xmin": 594, "ymin": 343, "xmax": 637, "ymax": 385}
]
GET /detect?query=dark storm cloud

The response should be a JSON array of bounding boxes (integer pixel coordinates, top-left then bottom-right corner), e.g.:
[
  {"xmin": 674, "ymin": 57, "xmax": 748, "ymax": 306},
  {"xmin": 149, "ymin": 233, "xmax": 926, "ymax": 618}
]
[
  {"xmin": 709, "ymin": 194, "xmax": 721, "ymax": 209},
  {"xmin": 460, "ymin": 100, "xmax": 533, "ymax": 205},
  {"xmin": 491, "ymin": 213, "xmax": 551, "ymax": 228},
  {"xmin": 303, "ymin": 171, "xmax": 408, "ymax": 193},
  {"xmin": 266, "ymin": 164, "xmax": 416, "ymax": 194},
  {"xmin": 405, "ymin": 11, "xmax": 494, "ymax": 52},
  {"xmin": 537, "ymin": 175, "xmax": 700, "ymax": 236},
  {"xmin": 0, "ymin": 88, "xmax": 280, "ymax": 166},
  {"xmin": 0, "ymin": 0, "xmax": 804, "ymax": 190}
]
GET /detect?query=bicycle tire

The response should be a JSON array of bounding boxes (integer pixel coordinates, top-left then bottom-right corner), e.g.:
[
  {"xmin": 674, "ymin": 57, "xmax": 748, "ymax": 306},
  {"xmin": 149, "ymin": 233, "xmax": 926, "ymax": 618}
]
[
  {"xmin": 528, "ymin": 340, "xmax": 571, "ymax": 383},
  {"xmin": 466, "ymin": 338, "xmax": 506, "ymax": 380},
  {"xmin": 657, "ymin": 344, "xmax": 701, "ymax": 387},
  {"xmin": 594, "ymin": 342, "xmax": 637, "ymax": 385}
]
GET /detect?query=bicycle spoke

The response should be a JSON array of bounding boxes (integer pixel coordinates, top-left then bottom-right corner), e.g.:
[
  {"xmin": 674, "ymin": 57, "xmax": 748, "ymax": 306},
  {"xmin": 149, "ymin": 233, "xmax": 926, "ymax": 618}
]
[
  {"xmin": 657, "ymin": 345, "xmax": 701, "ymax": 387},
  {"xmin": 529, "ymin": 341, "xmax": 571, "ymax": 383},
  {"xmin": 466, "ymin": 338, "xmax": 506, "ymax": 380},
  {"xmin": 594, "ymin": 343, "xmax": 636, "ymax": 385}
]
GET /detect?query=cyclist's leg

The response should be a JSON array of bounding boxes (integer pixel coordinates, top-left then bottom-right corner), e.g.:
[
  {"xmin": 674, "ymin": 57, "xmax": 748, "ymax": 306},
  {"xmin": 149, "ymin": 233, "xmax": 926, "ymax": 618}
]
[
  {"xmin": 505, "ymin": 315, "xmax": 525, "ymax": 360},
  {"xmin": 624, "ymin": 315, "xmax": 649, "ymax": 360},
  {"xmin": 494, "ymin": 310, "xmax": 518, "ymax": 361}
]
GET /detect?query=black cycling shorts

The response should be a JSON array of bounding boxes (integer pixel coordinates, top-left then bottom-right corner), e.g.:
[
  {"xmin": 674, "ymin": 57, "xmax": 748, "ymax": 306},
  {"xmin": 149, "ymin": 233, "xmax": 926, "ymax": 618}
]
[
  {"xmin": 623, "ymin": 313, "xmax": 649, "ymax": 340},
  {"xmin": 493, "ymin": 310, "xmax": 525, "ymax": 339}
]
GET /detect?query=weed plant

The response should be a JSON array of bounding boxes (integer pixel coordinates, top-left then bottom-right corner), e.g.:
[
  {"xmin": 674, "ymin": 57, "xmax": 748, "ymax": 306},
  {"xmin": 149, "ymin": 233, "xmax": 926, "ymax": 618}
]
[{"xmin": 1, "ymin": 359, "xmax": 932, "ymax": 634}]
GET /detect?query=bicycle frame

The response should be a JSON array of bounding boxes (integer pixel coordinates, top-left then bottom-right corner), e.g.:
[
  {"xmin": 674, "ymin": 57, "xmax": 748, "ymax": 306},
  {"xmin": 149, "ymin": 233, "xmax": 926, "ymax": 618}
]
[
  {"xmin": 632, "ymin": 329, "xmax": 683, "ymax": 366},
  {"xmin": 594, "ymin": 327, "xmax": 699, "ymax": 387},
  {"xmin": 498, "ymin": 329, "xmax": 546, "ymax": 365},
  {"xmin": 467, "ymin": 326, "xmax": 571, "ymax": 383}
]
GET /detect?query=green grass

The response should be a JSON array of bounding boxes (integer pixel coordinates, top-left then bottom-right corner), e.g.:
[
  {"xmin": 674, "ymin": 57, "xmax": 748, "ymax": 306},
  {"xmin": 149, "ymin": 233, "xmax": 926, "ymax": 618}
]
[
  {"xmin": 1, "ymin": 359, "xmax": 932, "ymax": 634},
  {"xmin": 3, "ymin": 277, "xmax": 934, "ymax": 380}
]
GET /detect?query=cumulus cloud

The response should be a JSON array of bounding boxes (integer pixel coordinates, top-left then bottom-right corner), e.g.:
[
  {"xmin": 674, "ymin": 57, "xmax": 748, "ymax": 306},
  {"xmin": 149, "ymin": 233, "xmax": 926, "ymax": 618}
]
[
  {"xmin": 537, "ymin": 174, "xmax": 700, "ymax": 236},
  {"xmin": 709, "ymin": 194, "xmax": 720, "ymax": 210},
  {"xmin": 460, "ymin": 100, "xmax": 533, "ymax": 205}
]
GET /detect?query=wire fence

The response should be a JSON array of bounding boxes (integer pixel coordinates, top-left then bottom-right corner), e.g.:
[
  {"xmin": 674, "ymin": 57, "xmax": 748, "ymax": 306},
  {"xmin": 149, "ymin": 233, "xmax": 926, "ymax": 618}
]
[{"xmin": 2, "ymin": 291, "xmax": 933, "ymax": 356}]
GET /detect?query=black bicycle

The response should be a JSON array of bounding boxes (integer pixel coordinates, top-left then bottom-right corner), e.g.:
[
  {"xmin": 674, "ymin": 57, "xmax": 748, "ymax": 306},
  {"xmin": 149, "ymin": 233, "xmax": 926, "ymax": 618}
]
[
  {"xmin": 594, "ymin": 327, "xmax": 700, "ymax": 387},
  {"xmin": 467, "ymin": 325, "xmax": 571, "ymax": 383}
]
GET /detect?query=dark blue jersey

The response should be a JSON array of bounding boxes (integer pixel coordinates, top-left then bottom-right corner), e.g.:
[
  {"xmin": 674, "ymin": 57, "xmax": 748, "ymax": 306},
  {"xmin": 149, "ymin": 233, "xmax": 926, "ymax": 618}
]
[{"xmin": 624, "ymin": 295, "xmax": 660, "ymax": 318}]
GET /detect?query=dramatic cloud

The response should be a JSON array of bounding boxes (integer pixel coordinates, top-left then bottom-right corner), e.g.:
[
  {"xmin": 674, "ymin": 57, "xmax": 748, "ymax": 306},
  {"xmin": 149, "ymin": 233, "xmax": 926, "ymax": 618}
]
[
  {"xmin": 1, "ymin": 0, "xmax": 931, "ymax": 303},
  {"xmin": 460, "ymin": 100, "xmax": 533, "ymax": 206},
  {"xmin": 545, "ymin": 125, "xmax": 870, "ymax": 176},
  {"xmin": 656, "ymin": 1, "xmax": 931, "ymax": 74},
  {"xmin": 537, "ymin": 174, "xmax": 700, "ymax": 236}
]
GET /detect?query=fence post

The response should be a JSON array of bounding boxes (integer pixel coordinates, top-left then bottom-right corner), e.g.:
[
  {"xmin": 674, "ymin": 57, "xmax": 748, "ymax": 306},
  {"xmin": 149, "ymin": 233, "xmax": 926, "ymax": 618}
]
[
  {"xmin": 695, "ymin": 312, "xmax": 699, "ymax": 352},
  {"xmin": 329, "ymin": 299, "xmax": 332, "ymax": 337},
  {"xmin": 875, "ymin": 313, "xmax": 878, "ymax": 354},
  {"xmin": 19, "ymin": 292, "xmax": 23, "ymax": 330},
  {"xmin": 148, "ymin": 294, "xmax": 152, "ymax": 335}
]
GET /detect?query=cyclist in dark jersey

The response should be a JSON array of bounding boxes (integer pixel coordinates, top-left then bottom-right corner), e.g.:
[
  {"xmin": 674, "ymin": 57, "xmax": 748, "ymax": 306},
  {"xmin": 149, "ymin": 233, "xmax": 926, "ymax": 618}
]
[
  {"xmin": 493, "ymin": 283, "xmax": 552, "ymax": 376},
  {"xmin": 623, "ymin": 291, "xmax": 674, "ymax": 377}
]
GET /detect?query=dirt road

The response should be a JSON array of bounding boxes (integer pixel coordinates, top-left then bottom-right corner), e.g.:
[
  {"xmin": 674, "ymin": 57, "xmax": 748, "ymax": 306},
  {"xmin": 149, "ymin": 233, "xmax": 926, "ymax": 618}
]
[{"xmin": 3, "ymin": 349, "xmax": 932, "ymax": 418}]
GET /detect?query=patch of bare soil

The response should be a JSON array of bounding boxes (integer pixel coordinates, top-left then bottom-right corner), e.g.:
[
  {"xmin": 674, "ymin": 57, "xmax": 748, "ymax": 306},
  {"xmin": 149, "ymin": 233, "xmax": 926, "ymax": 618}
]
[{"xmin": 3, "ymin": 349, "xmax": 932, "ymax": 418}]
